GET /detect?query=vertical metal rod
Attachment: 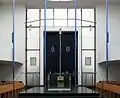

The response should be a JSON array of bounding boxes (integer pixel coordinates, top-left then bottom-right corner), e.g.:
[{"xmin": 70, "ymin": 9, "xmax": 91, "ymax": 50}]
[
  {"xmin": 12, "ymin": 0, "xmax": 15, "ymax": 96},
  {"xmin": 94, "ymin": 9, "xmax": 96, "ymax": 86},
  {"xmin": 59, "ymin": 28, "xmax": 62, "ymax": 75},
  {"xmin": 32, "ymin": 74, "xmax": 34, "ymax": 86},
  {"xmin": 74, "ymin": 0, "xmax": 77, "ymax": 87},
  {"xmin": 39, "ymin": 9, "xmax": 41, "ymax": 86},
  {"xmin": 67, "ymin": 9, "xmax": 68, "ymax": 26},
  {"xmin": 106, "ymin": 0, "xmax": 109, "ymax": 82},
  {"xmin": 85, "ymin": 74, "xmax": 87, "ymax": 85},
  {"xmin": 44, "ymin": 0, "xmax": 47, "ymax": 87},
  {"xmin": 92, "ymin": 74, "xmax": 93, "ymax": 91},
  {"xmin": 53, "ymin": 9, "xmax": 54, "ymax": 27},
  {"xmin": 81, "ymin": 9, "xmax": 83, "ymax": 86},
  {"xmin": 25, "ymin": 8, "xmax": 28, "ymax": 90}
]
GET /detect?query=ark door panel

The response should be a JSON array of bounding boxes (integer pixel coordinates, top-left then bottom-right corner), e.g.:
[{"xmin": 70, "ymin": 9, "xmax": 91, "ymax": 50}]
[
  {"xmin": 46, "ymin": 31, "xmax": 59, "ymax": 86},
  {"xmin": 61, "ymin": 31, "xmax": 78, "ymax": 87}
]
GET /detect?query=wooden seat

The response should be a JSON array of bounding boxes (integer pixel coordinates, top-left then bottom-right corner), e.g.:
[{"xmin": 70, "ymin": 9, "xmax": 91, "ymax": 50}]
[
  {"xmin": 0, "ymin": 81, "xmax": 24, "ymax": 98},
  {"xmin": 97, "ymin": 82, "xmax": 120, "ymax": 94},
  {"xmin": 96, "ymin": 81, "xmax": 120, "ymax": 98}
]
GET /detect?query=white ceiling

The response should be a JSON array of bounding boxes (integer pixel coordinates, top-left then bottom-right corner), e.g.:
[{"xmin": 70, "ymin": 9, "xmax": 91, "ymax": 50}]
[{"xmin": 0, "ymin": 0, "xmax": 120, "ymax": 8}]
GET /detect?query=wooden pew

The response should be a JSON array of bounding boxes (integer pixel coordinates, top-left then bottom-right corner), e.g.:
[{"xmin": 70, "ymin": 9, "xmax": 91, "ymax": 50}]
[
  {"xmin": 0, "ymin": 81, "xmax": 24, "ymax": 98},
  {"xmin": 99, "ymin": 81, "xmax": 119, "ymax": 85},
  {"xmin": 0, "ymin": 81, "xmax": 22, "ymax": 85},
  {"xmin": 96, "ymin": 82, "xmax": 120, "ymax": 94},
  {"xmin": 96, "ymin": 81, "xmax": 120, "ymax": 98}
]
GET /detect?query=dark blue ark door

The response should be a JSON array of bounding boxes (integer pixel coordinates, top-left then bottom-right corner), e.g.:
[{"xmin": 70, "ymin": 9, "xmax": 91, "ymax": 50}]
[
  {"xmin": 45, "ymin": 31, "xmax": 78, "ymax": 87},
  {"xmin": 46, "ymin": 31, "xmax": 59, "ymax": 86},
  {"xmin": 61, "ymin": 31, "xmax": 78, "ymax": 87},
  {"xmin": 46, "ymin": 31, "xmax": 59, "ymax": 74}
]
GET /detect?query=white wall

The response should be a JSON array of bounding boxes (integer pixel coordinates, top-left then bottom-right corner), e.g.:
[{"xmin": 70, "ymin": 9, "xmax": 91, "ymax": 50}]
[
  {"xmin": 0, "ymin": 3, "xmax": 25, "ymax": 63},
  {"xmin": 0, "ymin": 3, "xmax": 26, "ymax": 83},
  {"xmin": 96, "ymin": 3, "xmax": 120, "ymax": 82},
  {"xmin": 97, "ymin": 3, "xmax": 120, "ymax": 63}
]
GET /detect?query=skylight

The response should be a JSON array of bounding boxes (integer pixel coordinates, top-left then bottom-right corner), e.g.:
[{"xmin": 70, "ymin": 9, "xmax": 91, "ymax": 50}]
[{"xmin": 48, "ymin": 0, "xmax": 73, "ymax": 1}]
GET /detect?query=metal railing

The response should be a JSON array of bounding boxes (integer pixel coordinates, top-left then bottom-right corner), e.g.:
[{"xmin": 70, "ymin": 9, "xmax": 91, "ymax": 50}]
[
  {"xmin": 96, "ymin": 72, "xmax": 105, "ymax": 98},
  {"xmin": 14, "ymin": 71, "xmax": 105, "ymax": 88},
  {"xmin": 14, "ymin": 72, "xmax": 40, "ymax": 87},
  {"xmin": 81, "ymin": 72, "xmax": 96, "ymax": 87}
]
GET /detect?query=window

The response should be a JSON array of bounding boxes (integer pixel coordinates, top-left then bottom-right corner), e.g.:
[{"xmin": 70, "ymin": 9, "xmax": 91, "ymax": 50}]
[
  {"xmin": 27, "ymin": 28, "xmax": 39, "ymax": 49},
  {"xmin": 41, "ymin": 20, "xmax": 53, "ymax": 26},
  {"xmin": 82, "ymin": 9, "xmax": 94, "ymax": 26},
  {"xmin": 41, "ymin": 9, "xmax": 53, "ymax": 19},
  {"xmin": 68, "ymin": 20, "xmax": 75, "ymax": 26},
  {"xmin": 82, "ymin": 51, "xmax": 94, "ymax": 71},
  {"xmin": 48, "ymin": 0, "xmax": 73, "ymax": 1},
  {"xmin": 30, "ymin": 57, "xmax": 36, "ymax": 66},
  {"xmin": 85, "ymin": 57, "xmax": 91, "ymax": 66},
  {"xmin": 77, "ymin": 9, "xmax": 81, "ymax": 19},
  {"xmin": 82, "ymin": 28, "xmax": 94, "ymax": 49},
  {"xmin": 54, "ymin": 9, "xmax": 67, "ymax": 19},
  {"xmin": 27, "ymin": 9, "xmax": 39, "ymax": 26},
  {"xmin": 40, "ymin": 8, "xmax": 94, "ymax": 27},
  {"xmin": 54, "ymin": 20, "xmax": 67, "ymax": 26},
  {"xmin": 68, "ymin": 9, "xmax": 75, "ymax": 19}
]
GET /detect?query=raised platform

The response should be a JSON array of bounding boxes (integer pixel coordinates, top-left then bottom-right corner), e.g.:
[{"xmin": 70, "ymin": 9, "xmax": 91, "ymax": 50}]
[{"xmin": 18, "ymin": 87, "xmax": 101, "ymax": 98}]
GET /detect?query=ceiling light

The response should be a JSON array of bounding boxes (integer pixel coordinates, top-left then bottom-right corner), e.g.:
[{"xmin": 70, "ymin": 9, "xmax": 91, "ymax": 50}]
[{"xmin": 48, "ymin": 0, "xmax": 73, "ymax": 1}]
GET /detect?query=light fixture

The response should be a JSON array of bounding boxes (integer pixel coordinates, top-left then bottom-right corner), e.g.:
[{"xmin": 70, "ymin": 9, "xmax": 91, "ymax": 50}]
[
  {"xmin": 28, "ymin": 25, "xmax": 32, "ymax": 31},
  {"xmin": 48, "ymin": 0, "xmax": 73, "ymax": 1},
  {"xmin": 89, "ymin": 25, "xmax": 92, "ymax": 31}
]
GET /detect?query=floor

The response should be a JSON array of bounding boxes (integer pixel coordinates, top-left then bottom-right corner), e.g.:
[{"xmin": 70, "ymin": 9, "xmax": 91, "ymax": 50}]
[{"xmin": 18, "ymin": 87, "xmax": 101, "ymax": 98}]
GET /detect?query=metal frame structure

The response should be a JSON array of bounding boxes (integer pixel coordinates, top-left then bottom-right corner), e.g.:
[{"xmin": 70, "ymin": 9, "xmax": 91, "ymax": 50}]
[
  {"xmin": 74, "ymin": 0, "xmax": 77, "ymax": 86},
  {"xmin": 25, "ymin": 9, "xmax": 41, "ymax": 87},
  {"xmin": 94, "ymin": 9, "xmax": 97, "ymax": 86},
  {"xmin": 80, "ymin": 9, "xmax": 83, "ymax": 86},
  {"xmin": 106, "ymin": 0, "xmax": 109, "ymax": 82},
  {"xmin": 11, "ymin": 0, "xmax": 110, "ymax": 95},
  {"xmin": 43, "ymin": 0, "xmax": 96, "ymax": 87},
  {"xmin": 25, "ymin": 8, "xmax": 96, "ymax": 88},
  {"xmin": 9, "ymin": 0, "xmax": 109, "ymax": 96},
  {"xmin": 10, "ymin": 0, "xmax": 111, "ymax": 90},
  {"xmin": 25, "ymin": 8, "xmax": 28, "ymax": 88},
  {"xmin": 44, "ymin": 0, "xmax": 47, "ymax": 88},
  {"xmin": 12, "ymin": 0, "xmax": 15, "ymax": 96},
  {"xmin": 80, "ymin": 9, "xmax": 96, "ymax": 87}
]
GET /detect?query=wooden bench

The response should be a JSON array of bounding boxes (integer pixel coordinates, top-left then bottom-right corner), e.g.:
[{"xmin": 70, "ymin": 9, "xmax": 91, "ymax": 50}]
[
  {"xmin": 0, "ymin": 81, "xmax": 22, "ymax": 85},
  {"xmin": 98, "ymin": 81, "xmax": 120, "ymax": 85},
  {"xmin": 0, "ymin": 81, "xmax": 24, "ymax": 98},
  {"xmin": 96, "ymin": 81, "xmax": 120, "ymax": 98}
]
